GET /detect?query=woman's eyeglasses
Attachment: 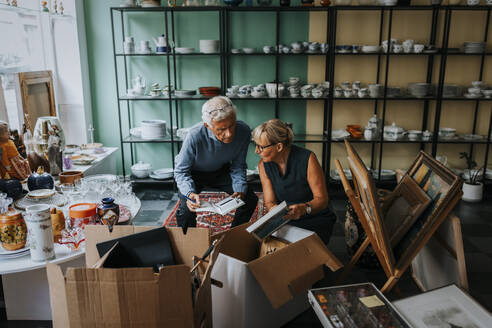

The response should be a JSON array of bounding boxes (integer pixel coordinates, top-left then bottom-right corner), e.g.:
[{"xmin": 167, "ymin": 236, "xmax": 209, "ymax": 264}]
[{"xmin": 254, "ymin": 142, "xmax": 275, "ymax": 152}]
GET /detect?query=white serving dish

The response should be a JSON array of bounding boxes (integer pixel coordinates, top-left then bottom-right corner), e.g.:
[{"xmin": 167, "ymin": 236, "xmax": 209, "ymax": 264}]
[
  {"xmin": 131, "ymin": 161, "xmax": 152, "ymax": 178},
  {"xmin": 175, "ymin": 47, "xmax": 195, "ymax": 54},
  {"xmin": 242, "ymin": 48, "xmax": 256, "ymax": 53},
  {"xmin": 141, "ymin": 120, "xmax": 166, "ymax": 139},
  {"xmin": 361, "ymin": 45, "xmax": 381, "ymax": 53}
]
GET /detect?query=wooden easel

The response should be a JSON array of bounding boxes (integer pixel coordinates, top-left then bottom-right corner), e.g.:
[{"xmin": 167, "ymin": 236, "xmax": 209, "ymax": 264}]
[{"xmin": 335, "ymin": 140, "xmax": 463, "ymax": 293}]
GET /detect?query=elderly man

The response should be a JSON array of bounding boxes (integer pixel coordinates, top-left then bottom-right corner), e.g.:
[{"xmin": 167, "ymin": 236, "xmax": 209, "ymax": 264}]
[{"xmin": 174, "ymin": 96, "xmax": 258, "ymax": 233}]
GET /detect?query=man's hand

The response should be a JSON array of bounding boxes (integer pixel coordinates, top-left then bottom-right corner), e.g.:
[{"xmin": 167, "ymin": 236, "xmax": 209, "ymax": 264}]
[
  {"xmin": 230, "ymin": 192, "xmax": 245, "ymax": 200},
  {"xmin": 283, "ymin": 203, "xmax": 307, "ymax": 220},
  {"xmin": 186, "ymin": 192, "xmax": 201, "ymax": 212}
]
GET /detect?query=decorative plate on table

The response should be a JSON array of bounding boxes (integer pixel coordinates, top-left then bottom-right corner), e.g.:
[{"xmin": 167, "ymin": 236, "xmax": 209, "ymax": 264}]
[
  {"xmin": 72, "ymin": 154, "xmax": 97, "ymax": 165},
  {"xmin": 27, "ymin": 189, "xmax": 56, "ymax": 200},
  {"xmin": 0, "ymin": 245, "xmax": 30, "ymax": 260},
  {"xmin": 117, "ymin": 204, "xmax": 131, "ymax": 225},
  {"xmin": 14, "ymin": 192, "xmax": 68, "ymax": 211},
  {"xmin": 152, "ymin": 168, "xmax": 174, "ymax": 179}
]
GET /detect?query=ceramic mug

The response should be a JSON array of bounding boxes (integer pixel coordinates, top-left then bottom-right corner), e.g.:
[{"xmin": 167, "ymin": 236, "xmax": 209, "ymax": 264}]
[
  {"xmin": 393, "ymin": 44, "xmax": 403, "ymax": 53},
  {"xmin": 25, "ymin": 204, "xmax": 55, "ymax": 262},
  {"xmin": 413, "ymin": 44, "xmax": 425, "ymax": 53}
]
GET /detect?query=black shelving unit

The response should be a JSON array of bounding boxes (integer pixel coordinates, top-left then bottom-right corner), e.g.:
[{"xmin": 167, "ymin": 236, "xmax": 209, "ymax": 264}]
[{"xmin": 110, "ymin": 5, "xmax": 492, "ymax": 185}]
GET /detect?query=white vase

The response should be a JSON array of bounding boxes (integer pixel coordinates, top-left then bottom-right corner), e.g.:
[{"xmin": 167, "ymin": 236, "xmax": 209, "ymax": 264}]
[
  {"xmin": 25, "ymin": 204, "xmax": 55, "ymax": 262},
  {"xmin": 462, "ymin": 182, "xmax": 483, "ymax": 203}
]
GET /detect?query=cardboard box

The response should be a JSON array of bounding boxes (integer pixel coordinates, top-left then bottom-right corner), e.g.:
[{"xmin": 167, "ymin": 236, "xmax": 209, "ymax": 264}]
[
  {"xmin": 211, "ymin": 224, "xmax": 343, "ymax": 328},
  {"xmin": 47, "ymin": 225, "xmax": 220, "ymax": 328}
]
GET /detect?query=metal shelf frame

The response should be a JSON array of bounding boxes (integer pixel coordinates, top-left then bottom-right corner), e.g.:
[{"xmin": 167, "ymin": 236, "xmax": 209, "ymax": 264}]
[{"xmin": 110, "ymin": 5, "xmax": 492, "ymax": 182}]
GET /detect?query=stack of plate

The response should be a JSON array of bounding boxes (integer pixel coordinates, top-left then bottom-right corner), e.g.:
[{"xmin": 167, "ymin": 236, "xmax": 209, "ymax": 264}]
[
  {"xmin": 199, "ymin": 86, "xmax": 220, "ymax": 98},
  {"xmin": 443, "ymin": 84, "xmax": 462, "ymax": 97},
  {"xmin": 408, "ymin": 82, "xmax": 432, "ymax": 98},
  {"xmin": 175, "ymin": 47, "xmax": 195, "ymax": 54},
  {"xmin": 199, "ymin": 40, "xmax": 219, "ymax": 54},
  {"xmin": 463, "ymin": 42, "xmax": 485, "ymax": 54},
  {"xmin": 174, "ymin": 90, "xmax": 196, "ymax": 97},
  {"xmin": 0, "ymin": 246, "xmax": 30, "ymax": 260},
  {"xmin": 150, "ymin": 168, "xmax": 174, "ymax": 180}
]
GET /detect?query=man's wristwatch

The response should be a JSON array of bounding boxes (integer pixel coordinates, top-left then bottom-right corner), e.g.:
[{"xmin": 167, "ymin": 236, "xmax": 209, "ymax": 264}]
[{"xmin": 305, "ymin": 203, "xmax": 312, "ymax": 215}]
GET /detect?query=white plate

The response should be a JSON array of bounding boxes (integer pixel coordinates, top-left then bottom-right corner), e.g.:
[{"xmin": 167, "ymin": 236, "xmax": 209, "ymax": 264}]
[
  {"xmin": 27, "ymin": 189, "xmax": 56, "ymax": 199},
  {"xmin": 0, "ymin": 245, "xmax": 30, "ymax": 258},
  {"xmin": 149, "ymin": 172, "xmax": 173, "ymax": 180},
  {"xmin": 152, "ymin": 168, "xmax": 174, "ymax": 179},
  {"xmin": 464, "ymin": 93, "xmax": 481, "ymax": 99},
  {"xmin": 463, "ymin": 134, "xmax": 483, "ymax": 140},
  {"xmin": 175, "ymin": 47, "xmax": 195, "ymax": 54}
]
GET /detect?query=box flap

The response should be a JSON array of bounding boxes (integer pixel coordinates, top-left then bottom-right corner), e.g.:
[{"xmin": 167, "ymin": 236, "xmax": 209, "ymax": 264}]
[
  {"xmin": 92, "ymin": 242, "xmax": 119, "ymax": 268},
  {"xmin": 194, "ymin": 236, "xmax": 225, "ymax": 328},
  {"xmin": 167, "ymin": 227, "xmax": 210, "ymax": 268},
  {"xmin": 85, "ymin": 225, "xmax": 210, "ymax": 268},
  {"xmin": 46, "ymin": 264, "xmax": 70, "ymax": 328},
  {"xmin": 212, "ymin": 223, "xmax": 259, "ymax": 263},
  {"xmin": 62, "ymin": 265, "xmax": 193, "ymax": 327},
  {"xmin": 247, "ymin": 232, "xmax": 343, "ymax": 309}
]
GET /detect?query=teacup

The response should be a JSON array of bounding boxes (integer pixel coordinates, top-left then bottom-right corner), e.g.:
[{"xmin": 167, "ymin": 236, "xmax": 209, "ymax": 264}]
[
  {"xmin": 343, "ymin": 89, "xmax": 354, "ymax": 98},
  {"xmin": 358, "ymin": 88, "xmax": 368, "ymax": 98},
  {"xmin": 393, "ymin": 44, "xmax": 403, "ymax": 53},
  {"xmin": 468, "ymin": 87, "xmax": 482, "ymax": 95},
  {"xmin": 341, "ymin": 81, "xmax": 351, "ymax": 90},
  {"xmin": 263, "ymin": 46, "xmax": 274, "ymax": 54},
  {"xmin": 471, "ymin": 81, "xmax": 484, "ymax": 89},
  {"xmin": 381, "ymin": 43, "xmax": 389, "ymax": 53},
  {"xmin": 291, "ymin": 42, "xmax": 303, "ymax": 50},
  {"xmin": 282, "ymin": 46, "xmax": 291, "ymax": 54},
  {"xmin": 423, "ymin": 130, "xmax": 432, "ymax": 138},
  {"xmin": 352, "ymin": 45, "xmax": 360, "ymax": 53},
  {"xmin": 289, "ymin": 77, "xmax": 300, "ymax": 85},
  {"xmin": 352, "ymin": 81, "xmax": 361, "ymax": 90},
  {"xmin": 320, "ymin": 43, "xmax": 329, "ymax": 53},
  {"xmin": 407, "ymin": 130, "xmax": 422, "ymax": 140},
  {"xmin": 334, "ymin": 87, "xmax": 343, "ymax": 98},
  {"xmin": 467, "ymin": 0, "xmax": 479, "ymax": 5},
  {"xmin": 413, "ymin": 44, "xmax": 425, "ymax": 53},
  {"xmin": 302, "ymin": 41, "xmax": 310, "ymax": 48}
]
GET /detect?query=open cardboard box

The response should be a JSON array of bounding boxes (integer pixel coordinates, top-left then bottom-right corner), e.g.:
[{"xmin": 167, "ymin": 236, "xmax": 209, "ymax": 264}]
[
  {"xmin": 211, "ymin": 224, "xmax": 343, "ymax": 328},
  {"xmin": 47, "ymin": 225, "xmax": 221, "ymax": 328}
]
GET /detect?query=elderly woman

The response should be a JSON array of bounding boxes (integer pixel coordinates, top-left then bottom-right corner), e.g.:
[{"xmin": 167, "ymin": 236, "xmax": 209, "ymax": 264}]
[
  {"xmin": 174, "ymin": 96, "xmax": 258, "ymax": 233},
  {"xmin": 253, "ymin": 119, "xmax": 336, "ymax": 244}
]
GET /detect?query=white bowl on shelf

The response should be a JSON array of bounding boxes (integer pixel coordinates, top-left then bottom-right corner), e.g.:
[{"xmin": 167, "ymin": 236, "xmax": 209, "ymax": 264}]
[{"xmin": 131, "ymin": 161, "xmax": 152, "ymax": 178}]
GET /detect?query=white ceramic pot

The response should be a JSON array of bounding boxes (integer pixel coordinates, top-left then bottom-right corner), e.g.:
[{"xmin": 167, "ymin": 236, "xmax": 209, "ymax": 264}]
[
  {"xmin": 141, "ymin": 120, "xmax": 167, "ymax": 139},
  {"xmin": 462, "ymin": 182, "xmax": 483, "ymax": 202},
  {"xmin": 25, "ymin": 204, "xmax": 55, "ymax": 262}
]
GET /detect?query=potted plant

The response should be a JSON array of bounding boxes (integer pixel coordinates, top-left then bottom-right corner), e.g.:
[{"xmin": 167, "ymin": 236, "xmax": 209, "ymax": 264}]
[{"xmin": 460, "ymin": 152, "xmax": 483, "ymax": 202}]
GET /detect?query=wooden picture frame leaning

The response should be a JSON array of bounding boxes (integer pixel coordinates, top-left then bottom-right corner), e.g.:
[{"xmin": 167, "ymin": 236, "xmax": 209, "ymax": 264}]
[
  {"xmin": 336, "ymin": 141, "xmax": 463, "ymax": 293},
  {"xmin": 18, "ymin": 71, "xmax": 56, "ymax": 132}
]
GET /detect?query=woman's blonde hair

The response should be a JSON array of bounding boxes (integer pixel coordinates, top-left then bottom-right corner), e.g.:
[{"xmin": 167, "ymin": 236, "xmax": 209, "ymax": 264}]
[{"xmin": 252, "ymin": 119, "xmax": 294, "ymax": 147}]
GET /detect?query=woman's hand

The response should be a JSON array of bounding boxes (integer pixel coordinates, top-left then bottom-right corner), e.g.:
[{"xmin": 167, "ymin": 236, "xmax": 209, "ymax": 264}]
[
  {"xmin": 283, "ymin": 203, "xmax": 307, "ymax": 220},
  {"xmin": 186, "ymin": 192, "xmax": 201, "ymax": 212}
]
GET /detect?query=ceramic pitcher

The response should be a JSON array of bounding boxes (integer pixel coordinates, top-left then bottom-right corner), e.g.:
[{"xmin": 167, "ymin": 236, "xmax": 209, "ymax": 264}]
[{"xmin": 25, "ymin": 204, "xmax": 55, "ymax": 262}]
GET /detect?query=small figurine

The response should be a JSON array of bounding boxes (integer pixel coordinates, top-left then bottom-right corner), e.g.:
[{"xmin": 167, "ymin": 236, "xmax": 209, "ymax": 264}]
[
  {"xmin": 53, "ymin": 0, "xmax": 57, "ymax": 14},
  {"xmin": 0, "ymin": 121, "xmax": 30, "ymax": 180},
  {"xmin": 59, "ymin": 1, "xmax": 64, "ymax": 14},
  {"xmin": 41, "ymin": 1, "xmax": 49, "ymax": 12},
  {"xmin": 11, "ymin": 0, "xmax": 18, "ymax": 6}
]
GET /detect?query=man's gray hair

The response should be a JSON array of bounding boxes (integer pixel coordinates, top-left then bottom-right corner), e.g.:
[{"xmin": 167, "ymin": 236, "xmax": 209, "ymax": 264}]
[{"xmin": 201, "ymin": 96, "xmax": 237, "ymax": 127}]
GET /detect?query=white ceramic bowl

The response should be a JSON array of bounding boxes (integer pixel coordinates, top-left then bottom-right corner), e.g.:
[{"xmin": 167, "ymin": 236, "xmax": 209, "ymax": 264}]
[
  {"xmin": 141, "ymin": 120, "xmax": 167, "ymax": 139},
  {"xmin": 361, "ymin": 45, "xmax": 381, "ymax": 53},
  {"xmin": 242, "ymin": 47, "xmax": 256, "ymax": 53},
  {"xmin": 482, "ymin": 90, "xmax": 492, "ymax": 97},
  {"xmin": 131, "ymin": 161, "xmax": 152, "ymax": 178}
]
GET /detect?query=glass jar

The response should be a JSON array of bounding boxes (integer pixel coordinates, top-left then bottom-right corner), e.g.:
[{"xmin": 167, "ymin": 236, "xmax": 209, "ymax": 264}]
[
  {"xmin": 0, "ymin": 209, "xmax": 27, "ymax": 251},
  {"xmin": 69, "ymin": 203, "xmax": 97, "ymax": 228}
]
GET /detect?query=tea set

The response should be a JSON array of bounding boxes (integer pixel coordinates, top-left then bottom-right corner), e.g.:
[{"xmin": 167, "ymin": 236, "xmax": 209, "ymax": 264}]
[
  {"xmin": 225, "ymin": 79, "xmax": 330, "ymax": 98},
  {"xmin": 124, "ymin": 35, "xmax": 173, "ymax": 54},
  {"xmin": 232, "ymin": 42, "xmax": 329, "ymax": 55}
]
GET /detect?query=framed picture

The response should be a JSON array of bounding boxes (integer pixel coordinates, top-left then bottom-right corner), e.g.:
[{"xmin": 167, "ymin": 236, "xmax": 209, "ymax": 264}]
[
  {"xmin": 393, "ymin": 151, "xmax": 463, "ymax": 264},
  {"xmin": 411, "ymin": 215, "xmax": 468, "ymax": 292},
  {"xmin": 393, "ymin": 284, "xmax": 492, "ymax": 328},
  {"xmin": 384, "ymin": 175, "xmax": 432, "ymax": 247},
  {"xmin": 246, "ymin": 201, "xmax": 289, "ymax": 241}
]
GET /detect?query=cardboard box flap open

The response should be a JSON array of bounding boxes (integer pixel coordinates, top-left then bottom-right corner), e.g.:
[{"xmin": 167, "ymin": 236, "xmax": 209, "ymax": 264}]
[
  {"xmin": 247, "ymin": 231, "xmax": 343, "ymax": 309},
  {"xmin": 85, "ymin": 225, "xmax": 210, "ymax": 268},
  {"xmin": 194, "ymin": 235, "xmax": 225, "ymax": 328},
  {"xmin": 47, "ymin": 264, "xmax": 70, "ymax": 327}
]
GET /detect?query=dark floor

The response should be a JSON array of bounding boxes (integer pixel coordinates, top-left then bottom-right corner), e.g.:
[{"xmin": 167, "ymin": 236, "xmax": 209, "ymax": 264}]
[{"xmin": 1, "ymin": 186, "xmax": 491, "ymax": 327}]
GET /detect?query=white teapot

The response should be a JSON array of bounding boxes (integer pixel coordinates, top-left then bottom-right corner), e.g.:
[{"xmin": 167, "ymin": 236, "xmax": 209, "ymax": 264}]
[{"xmin": 152, "ymin": 35, "xmax": 173, "ymax": 53}]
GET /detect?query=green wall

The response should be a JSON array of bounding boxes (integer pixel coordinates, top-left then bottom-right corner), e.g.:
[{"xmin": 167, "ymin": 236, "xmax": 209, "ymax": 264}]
[{"xmin": 84, "ymin": 0, "xmax": 309, "ymax": 174}]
